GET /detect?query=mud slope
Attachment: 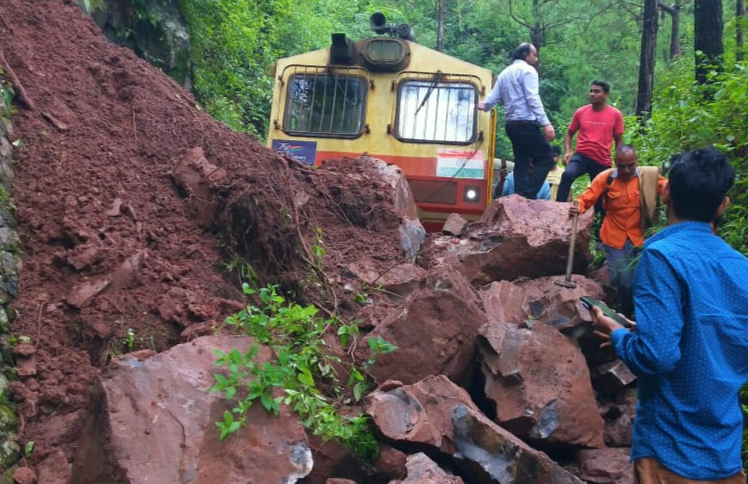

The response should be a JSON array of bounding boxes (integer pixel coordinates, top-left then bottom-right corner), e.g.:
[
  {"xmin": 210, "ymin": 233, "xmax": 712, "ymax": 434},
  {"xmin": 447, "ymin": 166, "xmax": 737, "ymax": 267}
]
[{"xmin": 0, "ymin": 0, "xmax": 405, "ymax": 463}]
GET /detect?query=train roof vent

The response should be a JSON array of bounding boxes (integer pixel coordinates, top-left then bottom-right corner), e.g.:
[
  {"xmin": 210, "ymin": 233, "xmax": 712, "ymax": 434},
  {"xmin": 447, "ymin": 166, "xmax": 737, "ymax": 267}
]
[
  {"xmin": 330, "ymin": 33, "xmax": 357, "ymax": 65},
  {"xmin": 360, "ymin": 38, "xmax": 410, "ymax": 72}
]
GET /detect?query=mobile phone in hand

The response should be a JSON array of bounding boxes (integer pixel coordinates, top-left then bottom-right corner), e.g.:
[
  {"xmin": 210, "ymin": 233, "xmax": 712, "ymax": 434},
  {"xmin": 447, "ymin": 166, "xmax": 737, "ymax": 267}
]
[{"xmin": 580, "ymin": 296, "xmax": 634, "ymax": 328}]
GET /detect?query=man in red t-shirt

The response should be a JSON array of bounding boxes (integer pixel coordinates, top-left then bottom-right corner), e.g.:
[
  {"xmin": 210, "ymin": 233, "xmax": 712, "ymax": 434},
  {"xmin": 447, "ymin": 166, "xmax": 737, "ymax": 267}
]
[{"xmin": 555, "ymin": 80, "xmax": 624, "ymax": 202}]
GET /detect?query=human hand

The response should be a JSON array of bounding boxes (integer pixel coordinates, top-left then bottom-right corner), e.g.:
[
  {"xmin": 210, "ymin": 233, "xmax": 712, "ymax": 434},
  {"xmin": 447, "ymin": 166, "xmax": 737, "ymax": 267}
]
[
  {"xmin": 563, "ymin": 153, "xmax": 571, "ymax": 165},
  {"xmin": 543, "ymin": 124, "xmax": 556, "ymax": 141},
  {"xmin": 590, "ymin": 306, "xmax": 635, "ymax": 336},
  {"xmin": 477, "ymin": 102, "xmax": 487, "ymax": 111},
  {"xmin": 568, "ymin": 204, "xmax": 580, "ymax": 217}
]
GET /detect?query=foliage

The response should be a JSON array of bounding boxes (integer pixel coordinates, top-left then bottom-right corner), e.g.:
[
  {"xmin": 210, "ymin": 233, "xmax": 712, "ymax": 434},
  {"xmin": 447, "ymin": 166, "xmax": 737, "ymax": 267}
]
[
  {"xmin": 177, "ymin": 0, "xmax": 399, "ymax": 139},
  {"xmin": 211, "ymin": 284, "xmax": 396, "ymax": 461},
  {"xmin": 625, "ymin": 57, "xmax": 748, "ymax": 255}
]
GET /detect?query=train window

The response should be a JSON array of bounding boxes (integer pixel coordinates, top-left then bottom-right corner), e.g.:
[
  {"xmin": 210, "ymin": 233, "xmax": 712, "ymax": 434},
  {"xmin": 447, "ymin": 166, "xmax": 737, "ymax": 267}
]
[
  {"xmin": 396, "ymin": 80, "xmax": 477, "ymax": 144},
  {"xmin": 283, "ymin": 73, "xmax": 367, "ymax": 138}
]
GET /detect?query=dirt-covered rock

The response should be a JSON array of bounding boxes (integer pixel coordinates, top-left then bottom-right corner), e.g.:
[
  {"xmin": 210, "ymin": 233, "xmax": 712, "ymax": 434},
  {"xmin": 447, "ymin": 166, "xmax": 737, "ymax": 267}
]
[
  {"xmin": 71, "ymin": 335, "xmax": 312, "ymax": 484},
  {"xmin": 423, "ymin": 195, "xmax": 594, "ymax": 286},
  {"xmin": 363, "ymin": 265, "xmax": 486, "ymax": 388}
]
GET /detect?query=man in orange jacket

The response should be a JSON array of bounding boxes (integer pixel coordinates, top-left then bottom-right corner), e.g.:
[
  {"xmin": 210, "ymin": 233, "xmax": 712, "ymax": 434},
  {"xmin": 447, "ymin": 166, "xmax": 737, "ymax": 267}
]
[{"xmin": 570, "ymin": 144, "xmax": 667, "ymax": 315}]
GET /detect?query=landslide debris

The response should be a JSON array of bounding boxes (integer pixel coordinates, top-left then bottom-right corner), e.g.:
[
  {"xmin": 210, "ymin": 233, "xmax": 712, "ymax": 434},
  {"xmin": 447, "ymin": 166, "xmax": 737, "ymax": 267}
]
[{"xmin": 0, "ymin": 0, "xmax": 412, "ymax": 467}]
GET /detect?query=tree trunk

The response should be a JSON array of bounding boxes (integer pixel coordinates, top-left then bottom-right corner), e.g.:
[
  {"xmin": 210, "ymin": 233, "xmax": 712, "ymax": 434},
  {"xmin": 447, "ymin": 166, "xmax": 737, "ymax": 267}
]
[
  {"xmin": 658, "ymin": 2, "xmax": 681, "ymax": 61},
  {"xmin": 694, "ymin": 0, "xmax": 724, "ymax": 84},
  {"xmin": 636, "ymin": 0, "xmax": 658, "ymax": 117},
  {"xmin": 738, "ymin": 0, "xmax": 746, "ymax": 61},
  {"xmin": 436, "ymin": 0, "xmax": 445, "ymax": 52}
]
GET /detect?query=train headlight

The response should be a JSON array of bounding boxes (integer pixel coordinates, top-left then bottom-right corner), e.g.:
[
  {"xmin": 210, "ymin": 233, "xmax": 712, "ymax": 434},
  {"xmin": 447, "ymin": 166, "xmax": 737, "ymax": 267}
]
[{"xmin": 463, "ymin": 187, "xmax": 480, "ymax": 202}]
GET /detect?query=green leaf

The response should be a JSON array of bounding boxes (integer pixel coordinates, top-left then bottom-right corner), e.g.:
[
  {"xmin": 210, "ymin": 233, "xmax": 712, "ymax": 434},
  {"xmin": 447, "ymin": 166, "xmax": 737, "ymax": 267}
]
[
  {"xmin": 24, "ymin": 441, "xmax": 34, "ymax": 458},
  {"xmin": 298, "ymin": 371, "xmax": 315, "ymax": 387},
  {"xmin": 353, "ymin": 382, "xmax": 364, "ymax": 402}
]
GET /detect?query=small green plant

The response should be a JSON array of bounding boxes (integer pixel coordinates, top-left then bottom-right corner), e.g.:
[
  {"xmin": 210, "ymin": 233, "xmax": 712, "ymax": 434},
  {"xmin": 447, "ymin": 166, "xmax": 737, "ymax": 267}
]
[
  {"xmin": 23, "ymin": 441, "xmax": 34, "ymax": 458},
  {"xmin": 123, "ymin": 328, "xmax": 136, "ymax": 352},
  {"xmin": 226, "ymin": 257, "xmax": 260, "ymax": 288},
  {"xmin": 311, "ymin": 227, "xmax": 326, "ymax": 268},
  {"xmin": 17, "ymin": 335, "xmax": 31, "ymax": 345},
  {"xmin": 0, "ymin": 84, "xmax": 13, "ymax": 107},
  {"xmin": 211, "ymin": 285, "xmax": 396, "ymax": 460},
  {"xmin": 365, "ymin": 336, "xmax": 398, "ymax": 367}
]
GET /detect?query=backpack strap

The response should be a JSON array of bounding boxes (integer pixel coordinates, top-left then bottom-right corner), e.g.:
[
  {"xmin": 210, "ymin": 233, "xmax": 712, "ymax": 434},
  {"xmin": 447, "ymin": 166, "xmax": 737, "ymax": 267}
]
[{"xmin": 639, "ymin": 166, "xmax": 660, "ymax": 230}]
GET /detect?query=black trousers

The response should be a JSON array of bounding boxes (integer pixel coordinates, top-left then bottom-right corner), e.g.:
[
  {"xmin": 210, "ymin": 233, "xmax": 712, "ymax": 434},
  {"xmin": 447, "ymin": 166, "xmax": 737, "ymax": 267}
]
[
  {"xmin": 555, "ymin": 152, "xmax": 609, "ymax": 202},
  {"xmin": 505, "ymin": 123, "xmax": 554, "ymax": 200}
]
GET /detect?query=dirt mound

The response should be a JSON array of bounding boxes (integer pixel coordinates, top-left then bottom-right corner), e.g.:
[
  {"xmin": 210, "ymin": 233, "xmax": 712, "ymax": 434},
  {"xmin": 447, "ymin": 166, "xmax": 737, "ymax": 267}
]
[{"xmin": 0, "ymin": 0, "xmax": 407, "ymax": 466}]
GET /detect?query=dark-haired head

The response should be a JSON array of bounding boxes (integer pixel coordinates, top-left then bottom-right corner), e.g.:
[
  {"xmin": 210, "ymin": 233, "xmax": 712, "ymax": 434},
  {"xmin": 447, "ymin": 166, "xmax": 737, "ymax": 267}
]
[
  {"xmin": 667, "ymin": 147, "xmax": 734, "ymax": 222},
  {"xmin": 591, "ymin": 80, "xmax": 610, "ymax": 93},
  {"xmin": 512, "ymin": 43, "xmax": 534, "ymax": 61}
]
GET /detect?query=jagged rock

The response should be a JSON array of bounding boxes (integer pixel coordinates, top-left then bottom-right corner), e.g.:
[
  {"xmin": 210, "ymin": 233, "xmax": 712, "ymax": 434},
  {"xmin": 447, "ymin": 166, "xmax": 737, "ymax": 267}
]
[
  {"xmin": 592, "ymin": 360, "xmax": 637, "ymax": 396},
  {"xmin": 108, "ymin": 250, "xmax": 147, "ymax": 290},
  {"xmin": 477, "ymin": 321, "xmax": 605, "ymax": 448},
  {"xmin": 442, "ymin": 213, "xmax": 468, "ymax": 236},
  {"xmin": 70, "ymin": 335, "xmax": 312, "ymax": 484},
  {"xmin": 602, "ymin": 395, "xmax": 636, "ymax": 447},
  {"xmin": 171, "ymin": 147, "xmax": 228, "ymax": 228},
  {"xmin": 65, "ymin": 245, "xmax": 103, "ymax": 271},
  {"xmin": 577, "ymin": 448, "xmax": 634, "ymax": 484},
  {"xmin": 346, "ymin": 261, "xmax": 426, "ymax": 300},
  {"xmin": 366, "ymin": 375, "xmax": 584, "ymax": 483},
  {"xmin": 392, "ymin": 453, "xmax": 465, "ymax": 483},
  {"xmin": 480, "ymin": 275, "xmax": 605, "ymax": 337},
  {"xmin": 368, "ymin": 158, "xmax": 426, "ymax": 260},
  {"xmin": 36, "ymin": 450, "xmax": 71, "ymax": 484},
  {"xmin": 15, "ymin": 354, "xmax": 36, "ymax": 378},
  {"xmin": 425, "ymin": 196, "xmax": 594, "ymax": 285},
  {"xmin": 375, "ymin": 444, "xmax": 407, "ymax": 481},
  {"xmin": 299, "ymin": 434, "xmax": 384, "ymax": 484},
  {"xmin": 364, "ymin": 265, "xmax": 487, "ymax": 387},
  {"xmin": 65, "ymin": 277, "xmax": 111, "ymax": 308}
]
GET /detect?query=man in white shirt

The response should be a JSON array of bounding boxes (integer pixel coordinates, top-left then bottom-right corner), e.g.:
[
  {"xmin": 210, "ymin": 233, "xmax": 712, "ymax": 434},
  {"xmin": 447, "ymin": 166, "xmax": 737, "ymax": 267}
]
[{"xmin": 478, "ymin": 43, "xmax": 556, "ymax": 199}]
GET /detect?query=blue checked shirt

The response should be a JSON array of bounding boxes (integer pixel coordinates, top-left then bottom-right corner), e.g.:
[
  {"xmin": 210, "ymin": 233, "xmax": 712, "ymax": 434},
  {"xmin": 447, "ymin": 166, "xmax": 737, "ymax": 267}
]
[{"xmin": 612, "ymin": 222, "xmax": 748, "ymax": 479}]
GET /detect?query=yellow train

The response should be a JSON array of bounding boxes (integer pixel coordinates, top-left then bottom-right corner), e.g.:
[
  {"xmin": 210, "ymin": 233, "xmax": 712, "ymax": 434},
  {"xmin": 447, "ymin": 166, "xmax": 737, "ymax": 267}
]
[{"xmin": 267, "ymin": 13, "xmax": 496, "ymax": 231}]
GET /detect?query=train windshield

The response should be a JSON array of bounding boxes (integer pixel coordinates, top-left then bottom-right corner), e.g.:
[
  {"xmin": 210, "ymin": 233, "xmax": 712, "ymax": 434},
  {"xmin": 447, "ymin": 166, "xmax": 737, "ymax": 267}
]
[
  {"xmin": 396, "ymin": 80, "xmax": 477, "ymax": 143},
  {"xmin": 283, "ymin": 73, "xmax": 367, "ymax": 137}
]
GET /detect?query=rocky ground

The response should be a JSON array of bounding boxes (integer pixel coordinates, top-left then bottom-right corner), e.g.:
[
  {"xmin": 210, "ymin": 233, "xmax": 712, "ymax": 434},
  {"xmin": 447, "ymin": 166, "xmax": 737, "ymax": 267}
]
[{"xmin": 0, "ymin": 1, "xmax": 636, "ymax": 483}]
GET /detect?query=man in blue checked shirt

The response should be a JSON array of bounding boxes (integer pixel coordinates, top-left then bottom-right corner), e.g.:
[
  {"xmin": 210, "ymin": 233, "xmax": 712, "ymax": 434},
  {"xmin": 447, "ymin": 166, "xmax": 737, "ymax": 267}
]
[{"xmin": 591, "ymin": 147, "xmax": 748, "ymax": 483}]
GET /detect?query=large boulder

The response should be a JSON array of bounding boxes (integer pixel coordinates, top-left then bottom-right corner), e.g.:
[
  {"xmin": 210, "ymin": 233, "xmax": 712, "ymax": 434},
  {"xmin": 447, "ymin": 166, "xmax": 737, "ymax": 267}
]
[
  {"xmin": 424, "ymin": 196, "xmax": 594, "ymax": 286},
  {"xmin": 576, "ymin": 448, "xmax": 634, "ymax": 484},
  {"xmin": 390, "ymin": 453, "xmax": 465, "ymax": 484},
  {"xmin": 364, "ymin": 265, "xmax": 487, "ymax": 387},
  {"xmin": 366, "ymin": 375, "xmax": 584, "ymax": 484},
  {"xmin": 480, "ymin": 275, "xmax": 605, "ymax": 337},
  {"xmin": 477, "ymin": 321, "xmax": 605, "ymax": 448},
  {"xmin": 602, "ymin": 393, "xmax": 636, "ymax": 448},
  {"xmin": 367, "ymin": 158, "xmax": 426, "ymax": 261},
  {"xmin": 70, "ymin": 335, "xmax": 312, "ymax": 484}
]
